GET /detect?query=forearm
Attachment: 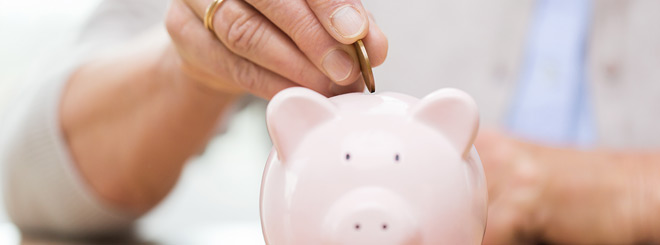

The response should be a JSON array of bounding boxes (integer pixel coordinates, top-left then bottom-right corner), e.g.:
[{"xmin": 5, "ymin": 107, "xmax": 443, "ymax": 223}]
[
  {"xmin": 527, "ymin": 145, "xmax": 660, "ymax": 243},
  {"xmin": 60, "ymin": 33, "xmax": 240, "ymax": 216}
]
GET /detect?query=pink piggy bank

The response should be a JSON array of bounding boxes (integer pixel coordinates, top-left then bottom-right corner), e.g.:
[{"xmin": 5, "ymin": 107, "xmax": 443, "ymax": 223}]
[{"xmin": 260, "ymin": 87, "xmax": 487, "ymax": 244}]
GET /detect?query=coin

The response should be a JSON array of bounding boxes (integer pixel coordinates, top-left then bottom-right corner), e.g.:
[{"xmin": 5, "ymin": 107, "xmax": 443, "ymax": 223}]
[{"xmin": 354, "ymin": 40, "xmax": 375, "ymax": 93}]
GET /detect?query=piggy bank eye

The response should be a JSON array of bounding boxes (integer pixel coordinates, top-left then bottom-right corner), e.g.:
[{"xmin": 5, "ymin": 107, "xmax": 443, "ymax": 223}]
[
  {"xmin": 395, "ymin": 154, "xmax": 400, "ymax": 162},
  {"xmin": 345, "ymin": 153, "xmax": 351, "ymax": 161}
]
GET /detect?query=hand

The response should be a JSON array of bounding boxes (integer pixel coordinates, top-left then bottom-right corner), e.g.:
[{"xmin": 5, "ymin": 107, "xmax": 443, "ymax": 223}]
[
  {"xmin": 165, "ymin": 0, "xmax": 388, "ymax": 99},
  {"xmin": 475, "ymin": 129, "xmax": 545, "ymax": 244},
  {"xmin": 476, "ymin": 129, "xmax": 659, "ymax": 244}
]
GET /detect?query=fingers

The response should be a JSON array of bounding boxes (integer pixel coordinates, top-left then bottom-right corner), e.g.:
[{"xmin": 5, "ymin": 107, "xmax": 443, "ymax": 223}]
[
  {"xmin": 305, "ymin": 1, "xmax": 388, "ymax": 67},
  {"xmin": 211, "ymin": 0, "xmax": 339, "ymax": 94},
  {"xmin": 184, "ymin": 0, "xmax": 358, "ymax": 85},
  {"xmin": 180, "ymin": 0, "xmax": 359, "ymax": 95},
  {"xmin": 305, "ymin": 0, "xmax": 368, "ymax": 43},
  {"xmin": 330, "ymin": 76, "xmax": 366, "ymax": 95},
  {"xmin": 176, "ymin": 0, "xmax": 382, "ymax": 94},
  {"xmin": 167, "ymin": 0, "xmax": 297, "ymax": 99},
  {"xmin": 244, "ymin": 0, "xmax": 361, "ymax": 85}
]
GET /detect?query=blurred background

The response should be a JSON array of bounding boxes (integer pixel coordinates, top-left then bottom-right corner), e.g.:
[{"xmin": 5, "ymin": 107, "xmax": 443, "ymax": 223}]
[{"xmin": 0, "ymin": 0, "xmax": 271, "ymax": 244}]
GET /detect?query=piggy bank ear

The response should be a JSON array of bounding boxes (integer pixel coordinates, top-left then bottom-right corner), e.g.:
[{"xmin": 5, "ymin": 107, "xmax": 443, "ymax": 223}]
[
  {"xmin": 267, "ymin": 87, "xmax": 337, "ymax": 161},
  {"xmin": 409, "ymin": 88, "xmax": 479, "ymax": 158}
]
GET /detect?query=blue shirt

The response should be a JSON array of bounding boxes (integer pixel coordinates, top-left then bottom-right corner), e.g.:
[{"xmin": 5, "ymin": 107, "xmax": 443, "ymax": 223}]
[{"xmin": 508, "ymin": 0, "xmax": 595, "ymax": 146}]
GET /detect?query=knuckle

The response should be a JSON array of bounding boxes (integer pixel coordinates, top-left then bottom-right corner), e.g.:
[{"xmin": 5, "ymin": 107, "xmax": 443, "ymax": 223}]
[
  {"xmin": 165, "ymin": 5, "xmax": 194, "ymax": 42},
  {"xmin": 221, "ymin": 4, "xmax": 269, "ymax": 54},
  {"xmin": 165, "ymin": 8, "xmax": 184, "ymax": 39},
  {"xmin": 232, "ymin": 59, "xmax": 263, "ymax": 92},
  {"xmin": 307, "ymin": 0, "xmax": 340, "ymax": 13},
  {"xmin": 288, "ymin": 14, "xmax": 324, "ymax": 43}
]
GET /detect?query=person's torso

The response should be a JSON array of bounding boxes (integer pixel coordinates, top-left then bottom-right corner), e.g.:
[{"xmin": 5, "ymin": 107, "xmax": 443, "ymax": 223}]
[{"xmin": 366, "ymin": 0, "xmax": 660, "ymax": 149}]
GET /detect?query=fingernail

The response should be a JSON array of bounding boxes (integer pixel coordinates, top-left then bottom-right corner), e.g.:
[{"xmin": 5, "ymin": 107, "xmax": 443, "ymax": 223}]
[
  {"xmin": 323, "ymin": 49, "xmax": 354, "ymax": 82},
  {"xmin": 331, "ymin": 6, "xmax": 366, "ymax": 38}
]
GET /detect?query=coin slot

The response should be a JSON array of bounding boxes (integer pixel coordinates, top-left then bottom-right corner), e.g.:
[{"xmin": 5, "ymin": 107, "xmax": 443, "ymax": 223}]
[
  {"xmin": 395, "ymin": 154, "xmax": 400, "ymax": 162},
  {"xmin": 346, "ymin": 153, "xmax": 351, "ymax": 161}
]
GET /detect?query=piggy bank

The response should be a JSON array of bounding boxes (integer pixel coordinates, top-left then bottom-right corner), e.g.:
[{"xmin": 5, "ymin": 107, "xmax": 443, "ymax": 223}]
[{"xmin": 260, "ymin": 87, "xmax": 487, "ymax": 244}]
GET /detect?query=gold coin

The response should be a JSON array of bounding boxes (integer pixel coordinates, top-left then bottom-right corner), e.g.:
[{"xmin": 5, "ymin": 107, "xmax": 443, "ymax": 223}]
[{"xmin": 354, "ymin": 40, "xmax": 375, "ymax": 93}]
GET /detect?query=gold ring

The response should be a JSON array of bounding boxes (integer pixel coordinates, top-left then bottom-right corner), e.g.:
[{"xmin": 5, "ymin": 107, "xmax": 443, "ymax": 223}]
[{"xmin": 204, "ymin": 0, "xmax": 225, "ymax": 32}]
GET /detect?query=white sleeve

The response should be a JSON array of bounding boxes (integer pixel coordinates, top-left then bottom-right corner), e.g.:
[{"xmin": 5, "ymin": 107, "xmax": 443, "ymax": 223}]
[{"xmin": 0, "ymin": 0, "xmax": 168, "ymax": 237}]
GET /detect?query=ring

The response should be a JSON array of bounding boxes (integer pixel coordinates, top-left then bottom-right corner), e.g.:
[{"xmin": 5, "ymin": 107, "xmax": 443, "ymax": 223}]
[{"xmin": 204, "ymin": 0, "xmax": 225, "ymax": 33}]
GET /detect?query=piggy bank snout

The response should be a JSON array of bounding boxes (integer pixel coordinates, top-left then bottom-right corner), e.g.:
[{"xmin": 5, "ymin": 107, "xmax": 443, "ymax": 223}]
[{"xmin": 323, "ymin": 188, "xmax": 422, "ymax": 245}]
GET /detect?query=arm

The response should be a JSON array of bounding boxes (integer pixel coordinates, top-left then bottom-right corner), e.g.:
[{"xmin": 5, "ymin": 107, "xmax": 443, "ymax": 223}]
[
  {"xmin": 61, "ymin": 0, "xmax": 391, "ymax": 216},
  {"xmin": 60, "ymin": 30, "xmax": 240, "ymax": 216},
  {"xmin": 2, "ymin": 0, "xmax": 388, "ymax": 237},
  {"xmin": 477, "ymin": 129, "xmax": 660, "ymax": 244},
  {"xmin": 532, "ymin": 144, "xmax": 660, "ymax": 244}
]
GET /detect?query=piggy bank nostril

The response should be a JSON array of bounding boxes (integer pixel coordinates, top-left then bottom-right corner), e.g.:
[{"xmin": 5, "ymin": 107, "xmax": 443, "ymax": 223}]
[
  {"xmin": 382, "ymin": 223, "xmax": 388, "ymax": 230},
  {"xmin": 354, "ymin": 223, "xmax": 360, "ymax": 230}
]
